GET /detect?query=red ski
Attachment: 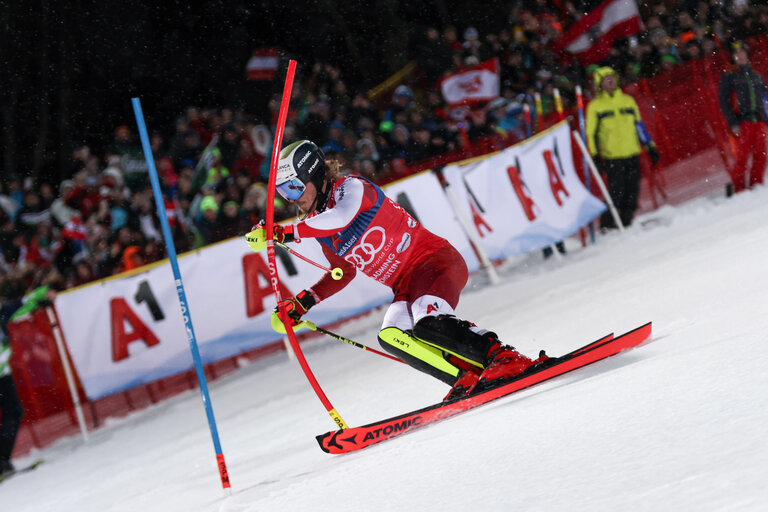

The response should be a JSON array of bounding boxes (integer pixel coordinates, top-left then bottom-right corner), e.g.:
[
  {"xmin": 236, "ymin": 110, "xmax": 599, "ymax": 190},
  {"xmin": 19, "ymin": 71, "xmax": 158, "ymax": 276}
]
[{"xmin": 317, "ymin": 322, "xmax": 651, "ymax": 454}]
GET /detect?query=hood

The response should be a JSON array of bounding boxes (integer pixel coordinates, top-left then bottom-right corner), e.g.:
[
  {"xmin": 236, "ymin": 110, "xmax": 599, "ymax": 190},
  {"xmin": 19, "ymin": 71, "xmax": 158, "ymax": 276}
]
[{"xmin": 593, "ymin": 66, "xmax": 617, "ymax": 92}]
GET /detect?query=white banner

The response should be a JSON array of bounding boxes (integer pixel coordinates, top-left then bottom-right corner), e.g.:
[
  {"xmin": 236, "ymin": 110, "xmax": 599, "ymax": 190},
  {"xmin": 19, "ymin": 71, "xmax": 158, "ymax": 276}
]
[
  {"xmin": 442, "ymin": 121, "xmax": 606, "ymax": 258},
  {"xmin": 379, "ymin": 171, "xmax": 481, "ymax": 272},
  {"xmin": 54, "ymin": 173, "xmax": 476, "ymax": 400},
  {"xmin": 55, "ymin": 238, "xmax": 394, "ymax": 400},
  {"xmin": 55, "ymin": 122, "xmax": 603, "ymax": 399}
]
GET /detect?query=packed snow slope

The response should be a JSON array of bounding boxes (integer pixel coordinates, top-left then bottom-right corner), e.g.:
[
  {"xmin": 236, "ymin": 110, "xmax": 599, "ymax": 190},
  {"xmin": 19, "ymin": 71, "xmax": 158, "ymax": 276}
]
[{"xmin": 4, "ymin": 186, "xmax": 768, "ymax": 512}]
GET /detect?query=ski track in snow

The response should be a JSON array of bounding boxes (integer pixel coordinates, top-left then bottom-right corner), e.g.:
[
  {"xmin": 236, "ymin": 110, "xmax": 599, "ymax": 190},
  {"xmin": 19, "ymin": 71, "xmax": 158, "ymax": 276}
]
[{"xmin": 4, "ymin": 185, "xmax": 768, "ymax": 512}]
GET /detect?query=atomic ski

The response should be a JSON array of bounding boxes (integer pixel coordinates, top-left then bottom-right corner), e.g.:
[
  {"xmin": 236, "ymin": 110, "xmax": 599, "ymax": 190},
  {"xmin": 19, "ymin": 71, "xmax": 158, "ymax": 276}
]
[{"xmin": 317, "ymin": 322, "xmax": 651, "ymax": 454}]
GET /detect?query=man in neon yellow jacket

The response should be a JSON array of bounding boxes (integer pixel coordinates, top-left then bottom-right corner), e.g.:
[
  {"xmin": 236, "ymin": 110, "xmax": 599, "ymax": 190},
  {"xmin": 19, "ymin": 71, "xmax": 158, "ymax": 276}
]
[{"xmin": 586, "ymin": 66, "xmax": 660, "ymax": 228}]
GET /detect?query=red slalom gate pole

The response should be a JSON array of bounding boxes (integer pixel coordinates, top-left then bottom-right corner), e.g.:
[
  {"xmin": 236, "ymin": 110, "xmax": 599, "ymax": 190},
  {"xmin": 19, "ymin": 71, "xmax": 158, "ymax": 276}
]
[
  {"xmin": 265, "ymin": 60, "xmax": 348, "ymax": 430},
  {"xmin": 555, "ymin": 88, "xmax": 587, "ymax": 248}
]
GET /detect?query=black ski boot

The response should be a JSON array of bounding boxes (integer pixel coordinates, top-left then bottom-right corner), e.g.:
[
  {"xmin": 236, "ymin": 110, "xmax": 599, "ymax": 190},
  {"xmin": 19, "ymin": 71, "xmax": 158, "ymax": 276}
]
[{"xmin": 413, "ymin": 314, "xmax": 498, "ymax": 366}]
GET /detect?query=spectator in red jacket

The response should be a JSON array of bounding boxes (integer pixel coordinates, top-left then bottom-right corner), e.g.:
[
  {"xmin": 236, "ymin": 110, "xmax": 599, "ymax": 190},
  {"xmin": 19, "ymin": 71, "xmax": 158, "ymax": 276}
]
[{"xmin": 718, "ymin": 40, "xmax": 768, "ymax": 193}]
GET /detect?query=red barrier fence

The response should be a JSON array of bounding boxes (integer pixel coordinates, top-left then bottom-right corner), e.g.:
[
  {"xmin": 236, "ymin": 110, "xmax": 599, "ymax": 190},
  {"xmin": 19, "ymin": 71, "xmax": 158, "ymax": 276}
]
[
  {"xmin": 7, "ymin": 35, "xmax": 767, "ymax": 458},
  {"xmin": 399, "ymin": 34, "xmax": 768, "ymax": 207},
  {"xmin": 7, "ymin": 308, "xmax": 285, "ymax": 458}
]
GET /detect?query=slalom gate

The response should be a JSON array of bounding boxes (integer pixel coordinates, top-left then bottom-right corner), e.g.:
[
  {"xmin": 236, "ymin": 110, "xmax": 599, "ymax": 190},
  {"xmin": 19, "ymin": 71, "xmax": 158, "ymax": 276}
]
[{"xmin": 8, "ymin": 35, "xmax": 767, "ymax": 457}]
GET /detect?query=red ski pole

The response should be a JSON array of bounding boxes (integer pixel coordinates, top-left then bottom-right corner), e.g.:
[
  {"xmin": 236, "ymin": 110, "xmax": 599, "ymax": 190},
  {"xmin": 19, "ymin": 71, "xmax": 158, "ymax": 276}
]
[
  {"xmin": 275, "ymin": 241, "xmax": 344, "ymax": 280},
  {"xmin": 265, "ymin": 60, "xmax": 348, "ymax": 430}
]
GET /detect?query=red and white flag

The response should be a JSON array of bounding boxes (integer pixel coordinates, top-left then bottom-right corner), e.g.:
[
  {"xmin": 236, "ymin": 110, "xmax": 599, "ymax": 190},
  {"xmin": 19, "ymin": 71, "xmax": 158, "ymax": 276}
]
[
  {"xmin": 551, "ymin": 0, "xmax": 642, "ymax": 65},
  {"xmin": 439, "ymin": 58, "xmax": 500, "ymax": 107},
  {"xmin": 61, "ymin": 216, "xmax": 88, "ymax": 241},
  {"xmin": 245, "ymin": 47, "xmax": 280, "ymax": 81}
]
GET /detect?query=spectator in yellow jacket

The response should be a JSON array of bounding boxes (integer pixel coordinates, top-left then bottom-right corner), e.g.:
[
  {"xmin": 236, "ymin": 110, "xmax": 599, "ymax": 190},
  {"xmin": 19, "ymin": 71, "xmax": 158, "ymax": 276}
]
[{"xmin": 586, "ymin": 66, "xmax": 660, "ymax": 228}]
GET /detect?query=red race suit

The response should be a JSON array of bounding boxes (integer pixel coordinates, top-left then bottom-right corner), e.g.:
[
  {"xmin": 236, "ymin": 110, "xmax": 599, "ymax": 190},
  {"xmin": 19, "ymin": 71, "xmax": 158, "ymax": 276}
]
[{"xmin": 290, "ymin": 175, "xmax": 468, "ymax": 309}]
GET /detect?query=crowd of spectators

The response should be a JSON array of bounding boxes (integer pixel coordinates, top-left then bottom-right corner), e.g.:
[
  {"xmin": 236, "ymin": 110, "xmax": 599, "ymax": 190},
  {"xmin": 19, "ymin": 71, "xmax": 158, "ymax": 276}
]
[{"xmin": 1, "ymin": 0, "xmax": 767, "ymax": 307}]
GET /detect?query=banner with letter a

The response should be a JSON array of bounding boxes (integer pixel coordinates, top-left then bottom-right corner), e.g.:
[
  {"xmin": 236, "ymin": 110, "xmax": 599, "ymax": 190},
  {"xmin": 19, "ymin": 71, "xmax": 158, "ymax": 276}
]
[
  {"xmin": 441, "ymin": 121, "xmax": 605, "ymax": 259},
  {"xmin": 54, "ymin": 172, "xmax": 471, "ymax": 400},
  {"xmin": 54, "ymin": 238, "xmax": 393, "ymax": 400},
  {"xmin": 53, "ymin": 120, "xmax": 602, "ymax": 400}
]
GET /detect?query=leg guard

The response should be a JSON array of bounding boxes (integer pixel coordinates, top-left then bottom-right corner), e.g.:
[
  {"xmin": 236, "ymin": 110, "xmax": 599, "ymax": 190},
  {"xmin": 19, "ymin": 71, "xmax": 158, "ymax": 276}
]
[
  {"xmin": 378, "ymin": 327, "xmax": 460, "ymax": 385},
  {"xmin": 413, "ymin": 315, "xmax": 498, "ymax": 367}
]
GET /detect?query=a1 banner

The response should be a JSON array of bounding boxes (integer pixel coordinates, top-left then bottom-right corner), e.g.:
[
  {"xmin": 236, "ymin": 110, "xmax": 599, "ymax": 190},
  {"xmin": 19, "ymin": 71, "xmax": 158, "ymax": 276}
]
[
  {"xmin": 54, "ymin": 238, "xmax": 394, "ymax": 400},
  {"xmin": 54, "ymin": 122, "xmax": 603, "ymax": 400},
  {"xmin": 53, "ymin": 173, "xmax": 472, "ymax": 400},
  {"xmin": 442, "ymin": 121, "xmax": 606, "ymax": 258}
]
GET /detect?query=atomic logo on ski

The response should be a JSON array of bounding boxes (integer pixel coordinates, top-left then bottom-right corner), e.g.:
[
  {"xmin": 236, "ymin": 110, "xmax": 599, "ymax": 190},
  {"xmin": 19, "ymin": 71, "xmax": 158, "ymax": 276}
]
[
  {"xmin": 361, "ymin": 415, "xmax": 424, "ymax": 442},
  {"xmin": 327, "ymin": 432, "xmax": 359, "ymax": 450}
]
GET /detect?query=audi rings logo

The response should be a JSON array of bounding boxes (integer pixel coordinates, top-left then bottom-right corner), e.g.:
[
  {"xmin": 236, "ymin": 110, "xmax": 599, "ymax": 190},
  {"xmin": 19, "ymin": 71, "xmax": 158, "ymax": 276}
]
[{"xmin": 345, "ymin": 227, "xmax": 386, "ymax": 269}]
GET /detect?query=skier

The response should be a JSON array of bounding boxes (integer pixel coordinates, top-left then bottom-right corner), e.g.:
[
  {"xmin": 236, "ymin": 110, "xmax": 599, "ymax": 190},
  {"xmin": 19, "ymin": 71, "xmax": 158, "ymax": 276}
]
[{"xmin": 246, "ymin": 140, "xmax": 546, "ymax": 400}]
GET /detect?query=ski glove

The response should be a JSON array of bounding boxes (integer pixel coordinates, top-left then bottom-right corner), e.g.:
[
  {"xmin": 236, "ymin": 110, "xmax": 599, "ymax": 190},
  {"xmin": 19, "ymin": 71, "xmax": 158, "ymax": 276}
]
[
  {"xmin": 648, "ymin": 145, "xmax": 660, "ymax": 166},
  {"xmin": 272, "ymin": 290, "xmax": 317, "ymax": 330},
  {"xmin": 245, "ymin": 222, "xmax": 294, "ymax": 252}
]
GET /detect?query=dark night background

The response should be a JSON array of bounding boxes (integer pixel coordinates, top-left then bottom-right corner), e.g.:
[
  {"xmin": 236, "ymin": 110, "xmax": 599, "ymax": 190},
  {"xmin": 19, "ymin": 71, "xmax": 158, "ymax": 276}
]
[{"xmin": 1, "ymin": 0, "xmax": 528, "ymax": 184}]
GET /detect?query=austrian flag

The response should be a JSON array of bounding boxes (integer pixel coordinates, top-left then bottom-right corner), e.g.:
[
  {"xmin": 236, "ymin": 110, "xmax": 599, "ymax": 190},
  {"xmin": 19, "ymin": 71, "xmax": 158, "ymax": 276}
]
[
  {"xmin": 551, "ymin": 0, "xmax": 642, "ymax": 65},
  {"xmin": 439, "ymin": 58, "xmax": 500, "ymax": 107},
  {"xmin": 246, "ymin": 47, "xmax": 280, "ymax": 81}
]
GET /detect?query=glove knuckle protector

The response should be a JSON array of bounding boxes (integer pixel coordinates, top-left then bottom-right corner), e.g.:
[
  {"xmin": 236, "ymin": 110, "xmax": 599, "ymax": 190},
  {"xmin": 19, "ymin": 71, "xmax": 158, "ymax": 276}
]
[{"xmin": 274, "ymin": 289, "xmax": 317, "ymax": 324}]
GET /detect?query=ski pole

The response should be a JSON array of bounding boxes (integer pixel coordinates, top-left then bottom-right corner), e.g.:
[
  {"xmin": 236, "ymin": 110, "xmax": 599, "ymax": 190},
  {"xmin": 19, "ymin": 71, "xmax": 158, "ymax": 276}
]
[
  {"xmin": 305, "ymin": 321, "xmax": 404, "ymax": 364},
  {"xmin": 271, "ymin": 317, "xmax": 403, "ymax": 364},
  {"xmin": 276, "ymin": 241, "xmax": 344, "ymax": 280}
]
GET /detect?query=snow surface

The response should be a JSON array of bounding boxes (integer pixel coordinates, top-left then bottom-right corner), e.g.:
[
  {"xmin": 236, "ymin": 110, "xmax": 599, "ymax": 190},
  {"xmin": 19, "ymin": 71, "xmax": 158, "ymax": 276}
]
[{"xmin": 4, "ymin": 186, "xmax": 768, "ymax": 512}]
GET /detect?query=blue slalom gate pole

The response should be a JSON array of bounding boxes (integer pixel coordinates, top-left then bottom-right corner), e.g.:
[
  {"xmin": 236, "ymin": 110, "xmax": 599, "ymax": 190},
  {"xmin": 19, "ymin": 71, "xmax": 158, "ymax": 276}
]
[{"xmin": 131, "ymin": 98, "xmax": 231, "ymax": 493}]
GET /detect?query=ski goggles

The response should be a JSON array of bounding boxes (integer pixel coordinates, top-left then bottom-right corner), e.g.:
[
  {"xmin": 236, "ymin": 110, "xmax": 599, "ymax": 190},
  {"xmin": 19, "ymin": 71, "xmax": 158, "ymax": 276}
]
[{"xmin": 276, "ymin": 178, "xmax": 306, "ymax": 200}]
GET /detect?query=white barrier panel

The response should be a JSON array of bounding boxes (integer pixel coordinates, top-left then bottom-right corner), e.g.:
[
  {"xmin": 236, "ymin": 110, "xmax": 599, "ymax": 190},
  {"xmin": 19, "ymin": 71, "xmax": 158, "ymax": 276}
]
[
  {"xmin": 442, "ymin": 121, "xmax": 605, "ymax": 258},
  {"xmin": 54, "ymin": 237, "xmax": 394, "ymax": 400},
  {"xmin": 55, "ymin": 122, "xmax": 603, "ymax": 400},
  {"xmin": 54, "ymin": 173, "xmax": 466, "ymax": 400},
  {"xmin": 380, "ymin": 171, "xmax": 481, "ymax": 272}
]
